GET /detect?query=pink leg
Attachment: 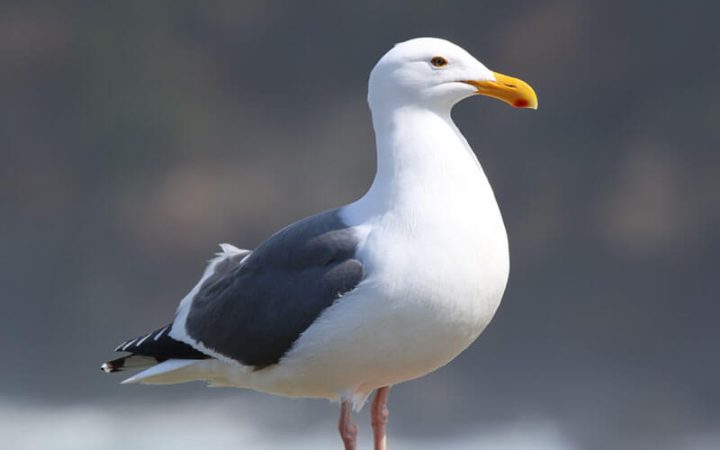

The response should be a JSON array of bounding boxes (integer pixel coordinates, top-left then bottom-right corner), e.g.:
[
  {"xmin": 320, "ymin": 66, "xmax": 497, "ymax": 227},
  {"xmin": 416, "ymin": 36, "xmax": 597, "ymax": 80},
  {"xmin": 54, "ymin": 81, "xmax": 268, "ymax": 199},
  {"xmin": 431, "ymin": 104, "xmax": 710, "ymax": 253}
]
[
  {"xmin": 371, "ymin": 386, "xmax": 391, "ymax": 450},
  {"xmin": 338, "ymin": 399, "xmax": 358, "ymax": 450}
]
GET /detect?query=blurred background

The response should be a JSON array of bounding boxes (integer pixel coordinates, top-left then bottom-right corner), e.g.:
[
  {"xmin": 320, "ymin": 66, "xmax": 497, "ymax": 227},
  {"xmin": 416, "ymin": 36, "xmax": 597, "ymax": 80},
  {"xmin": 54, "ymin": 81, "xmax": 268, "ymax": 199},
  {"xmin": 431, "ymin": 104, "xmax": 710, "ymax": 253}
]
[{"xmin": 2, "ymin": 1, "xmax": 719, "ymax": 449}]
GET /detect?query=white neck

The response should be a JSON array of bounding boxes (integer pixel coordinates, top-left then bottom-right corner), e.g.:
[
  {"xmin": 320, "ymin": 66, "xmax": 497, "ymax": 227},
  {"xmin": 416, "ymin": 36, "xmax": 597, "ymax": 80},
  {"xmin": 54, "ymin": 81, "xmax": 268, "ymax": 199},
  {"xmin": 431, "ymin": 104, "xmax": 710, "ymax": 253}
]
[
  {"xmin": 342, "ymin": 101, "xmax": 510, "ymax": 331},
  {"xmin": 347, "ymin": 103, "xmax": 499, "ymax": 223}
]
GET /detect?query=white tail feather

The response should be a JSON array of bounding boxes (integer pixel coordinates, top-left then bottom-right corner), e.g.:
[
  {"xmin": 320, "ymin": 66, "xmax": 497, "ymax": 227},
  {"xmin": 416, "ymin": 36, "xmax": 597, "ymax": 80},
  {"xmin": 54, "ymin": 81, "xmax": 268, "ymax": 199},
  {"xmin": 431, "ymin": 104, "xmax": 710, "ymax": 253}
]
[{"xmin": 121, "ymin": 359, "xmax": 204, "ymax": 385}]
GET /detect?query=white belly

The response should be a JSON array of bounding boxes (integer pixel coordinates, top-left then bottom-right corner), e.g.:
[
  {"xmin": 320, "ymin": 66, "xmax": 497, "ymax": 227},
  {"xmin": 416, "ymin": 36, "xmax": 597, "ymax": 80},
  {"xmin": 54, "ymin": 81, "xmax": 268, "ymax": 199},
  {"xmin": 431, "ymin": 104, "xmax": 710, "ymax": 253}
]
[
  {"xmin": 247, "ymin": 205, "xmax": 509, "ymax": 404},
  {"xmin": 243, "ymin": 125, "xmax": 510, "ymax": 404}
]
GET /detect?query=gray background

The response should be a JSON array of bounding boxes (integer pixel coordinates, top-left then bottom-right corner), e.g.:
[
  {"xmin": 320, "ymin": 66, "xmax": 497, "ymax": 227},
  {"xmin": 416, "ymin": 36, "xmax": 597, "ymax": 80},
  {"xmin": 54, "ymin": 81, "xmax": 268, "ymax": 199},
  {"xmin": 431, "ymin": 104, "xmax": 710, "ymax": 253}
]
[{"xmin": 1, "ymin": 1, "xmax": 718, "ymax": 449}]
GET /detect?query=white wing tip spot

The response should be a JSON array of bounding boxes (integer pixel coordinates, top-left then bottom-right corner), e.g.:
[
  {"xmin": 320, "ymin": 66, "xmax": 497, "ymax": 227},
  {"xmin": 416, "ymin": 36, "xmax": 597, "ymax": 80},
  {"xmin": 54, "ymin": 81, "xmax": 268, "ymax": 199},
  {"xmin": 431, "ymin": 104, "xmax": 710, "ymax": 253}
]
[
  {"xmin": 153, "ymin": 327, "xmax": 167, "ymax": 341},
  {"xmin": 120, "ymin": 338, "xmax": 137, "ymax": 351}
]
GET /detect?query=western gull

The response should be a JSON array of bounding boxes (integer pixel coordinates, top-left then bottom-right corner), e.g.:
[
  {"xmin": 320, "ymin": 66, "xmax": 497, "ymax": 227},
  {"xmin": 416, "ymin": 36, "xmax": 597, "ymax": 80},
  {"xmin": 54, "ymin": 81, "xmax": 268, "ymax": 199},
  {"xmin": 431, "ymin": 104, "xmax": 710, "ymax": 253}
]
[{"xmin": 101, "ymin": 37, "xmax": 538, "ymax": 450}]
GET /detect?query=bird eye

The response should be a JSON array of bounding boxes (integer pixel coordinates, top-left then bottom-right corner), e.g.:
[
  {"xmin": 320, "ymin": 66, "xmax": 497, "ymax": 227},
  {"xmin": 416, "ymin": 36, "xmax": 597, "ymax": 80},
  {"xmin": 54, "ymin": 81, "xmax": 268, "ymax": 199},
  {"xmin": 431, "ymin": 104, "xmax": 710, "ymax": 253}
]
[{"xmin": 431, "ymin": 56, "xmax": 448, "ymax": 67}]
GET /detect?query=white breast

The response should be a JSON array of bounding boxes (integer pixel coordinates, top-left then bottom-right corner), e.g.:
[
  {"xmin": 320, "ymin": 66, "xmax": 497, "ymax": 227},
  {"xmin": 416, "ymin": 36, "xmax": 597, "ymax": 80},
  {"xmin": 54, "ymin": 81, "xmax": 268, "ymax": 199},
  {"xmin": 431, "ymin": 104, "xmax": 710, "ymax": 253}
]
[
  {"xmin": 248, "ymin": 109, "xmax": 509, "ymax": 405},
  {"xmin": 349, "ymin": 106, "xmax": 510, "ymax": 347},
  {"xmin": 251, "ymin": 189, "xmax": 507, "ymax": 406},
  {"xmin": 346, "ymin": 152, "xmax": 510, "ymax": 379}
]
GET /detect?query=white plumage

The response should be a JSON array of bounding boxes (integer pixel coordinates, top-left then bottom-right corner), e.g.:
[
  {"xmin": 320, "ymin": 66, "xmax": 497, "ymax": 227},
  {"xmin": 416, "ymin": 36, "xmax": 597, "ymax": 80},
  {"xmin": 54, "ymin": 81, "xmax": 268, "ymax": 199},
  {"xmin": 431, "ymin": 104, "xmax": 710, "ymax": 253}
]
[{"xmin": 106, "ymin": 37, "xmax": 537, "ymax": 450}]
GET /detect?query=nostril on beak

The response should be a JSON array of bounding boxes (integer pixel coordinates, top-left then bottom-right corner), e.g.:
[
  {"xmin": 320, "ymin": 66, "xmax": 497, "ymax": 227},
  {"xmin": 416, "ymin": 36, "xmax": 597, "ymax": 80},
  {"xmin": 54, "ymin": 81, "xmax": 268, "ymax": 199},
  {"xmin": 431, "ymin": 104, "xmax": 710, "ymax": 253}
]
[{"xmin": 504, "ymin": 83, "xmax": 516, "ymax": 88}]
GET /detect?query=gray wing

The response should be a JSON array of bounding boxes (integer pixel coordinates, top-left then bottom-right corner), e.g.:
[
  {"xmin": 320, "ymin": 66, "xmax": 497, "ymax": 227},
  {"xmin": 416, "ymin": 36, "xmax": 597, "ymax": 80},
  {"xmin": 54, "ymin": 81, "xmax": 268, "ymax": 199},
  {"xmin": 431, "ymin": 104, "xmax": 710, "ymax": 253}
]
[{"xmin": 184, "ymin": 209, "xmax": 364, "ymax": 369}]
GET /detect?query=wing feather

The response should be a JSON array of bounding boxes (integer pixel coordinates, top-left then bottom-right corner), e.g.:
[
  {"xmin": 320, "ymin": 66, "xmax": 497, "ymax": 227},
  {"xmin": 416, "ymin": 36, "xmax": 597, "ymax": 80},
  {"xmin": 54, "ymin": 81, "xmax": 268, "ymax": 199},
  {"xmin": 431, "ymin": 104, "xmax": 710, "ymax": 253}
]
[{"xmin": 173, "ymin": 209, "xmax": 364, "ymax": 369}]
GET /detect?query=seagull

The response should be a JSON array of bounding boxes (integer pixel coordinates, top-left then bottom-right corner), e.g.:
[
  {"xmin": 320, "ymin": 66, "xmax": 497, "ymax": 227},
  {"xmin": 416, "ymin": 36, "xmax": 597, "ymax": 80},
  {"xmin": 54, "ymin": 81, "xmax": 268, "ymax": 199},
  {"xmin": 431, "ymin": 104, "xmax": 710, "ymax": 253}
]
[{"xmin": 101, "ymin": 37, "xmax": 537, "ymax": 450}]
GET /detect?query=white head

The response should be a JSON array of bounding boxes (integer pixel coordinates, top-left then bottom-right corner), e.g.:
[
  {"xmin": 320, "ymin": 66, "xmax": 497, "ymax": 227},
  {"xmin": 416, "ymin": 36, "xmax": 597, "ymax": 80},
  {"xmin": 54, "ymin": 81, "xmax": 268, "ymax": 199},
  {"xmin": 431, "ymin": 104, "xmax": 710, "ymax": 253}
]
[{"xmin": 368, "ymin": 37, "xmax": 537, "ymax": 112}]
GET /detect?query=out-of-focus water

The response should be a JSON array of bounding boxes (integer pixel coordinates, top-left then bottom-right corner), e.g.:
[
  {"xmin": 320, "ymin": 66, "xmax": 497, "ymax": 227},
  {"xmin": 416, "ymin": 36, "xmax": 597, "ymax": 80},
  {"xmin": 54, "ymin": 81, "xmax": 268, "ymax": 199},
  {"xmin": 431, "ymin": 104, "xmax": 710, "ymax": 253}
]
[
  {"xmin": 1, "ymin": 399, "xmax": 578, "ymax": 450},
  {"xmin": 3, "ymin": 399, "xmax": 719, "ymax": 450}
]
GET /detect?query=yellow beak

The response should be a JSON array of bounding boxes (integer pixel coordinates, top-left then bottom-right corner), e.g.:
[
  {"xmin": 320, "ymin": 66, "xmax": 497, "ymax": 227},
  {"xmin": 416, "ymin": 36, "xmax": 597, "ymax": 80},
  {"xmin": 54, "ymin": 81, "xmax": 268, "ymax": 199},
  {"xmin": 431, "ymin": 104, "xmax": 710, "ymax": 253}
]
[{"xmin": 463, "ymin": 71, "xmax": 538, "ymax": 109}]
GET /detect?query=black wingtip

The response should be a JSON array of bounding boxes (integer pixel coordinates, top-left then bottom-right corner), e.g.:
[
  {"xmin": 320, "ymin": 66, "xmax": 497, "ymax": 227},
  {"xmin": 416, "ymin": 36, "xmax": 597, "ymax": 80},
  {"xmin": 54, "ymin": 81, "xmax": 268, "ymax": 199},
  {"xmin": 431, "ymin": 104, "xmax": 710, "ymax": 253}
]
[
  {"xmin": 100, "ymin": 357, "xmax": 126, "ymax": 373},
  {"xmin": 111, "ymin": 324, "xmax": 208, "ymax": 360}
]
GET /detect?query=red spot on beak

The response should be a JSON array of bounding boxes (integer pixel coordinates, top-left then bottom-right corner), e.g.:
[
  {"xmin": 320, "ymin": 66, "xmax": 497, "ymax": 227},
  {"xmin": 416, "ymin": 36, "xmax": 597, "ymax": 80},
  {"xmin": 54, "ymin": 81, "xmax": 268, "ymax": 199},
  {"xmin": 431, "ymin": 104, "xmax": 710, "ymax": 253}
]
[{"xmin": 514, "ymin": 99, "xmax": 530, "ymax": 108}]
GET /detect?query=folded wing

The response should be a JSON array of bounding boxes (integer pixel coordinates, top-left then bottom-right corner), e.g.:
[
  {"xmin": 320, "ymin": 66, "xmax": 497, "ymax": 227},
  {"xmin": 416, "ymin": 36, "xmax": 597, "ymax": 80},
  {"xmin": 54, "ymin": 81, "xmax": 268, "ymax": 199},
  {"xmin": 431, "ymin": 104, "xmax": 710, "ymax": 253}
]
[{"xmin": 171, "ymin": 209, "xmax": 365, "ymax": 369}]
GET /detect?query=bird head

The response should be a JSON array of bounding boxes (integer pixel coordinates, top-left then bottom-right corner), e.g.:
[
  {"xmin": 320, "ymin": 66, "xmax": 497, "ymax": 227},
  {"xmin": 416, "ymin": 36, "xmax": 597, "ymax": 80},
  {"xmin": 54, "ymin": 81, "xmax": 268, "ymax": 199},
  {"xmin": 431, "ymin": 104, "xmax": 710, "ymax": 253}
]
[{"xmin": 368, "ymin": 37, "xmax": 538, "ymax": 112}]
